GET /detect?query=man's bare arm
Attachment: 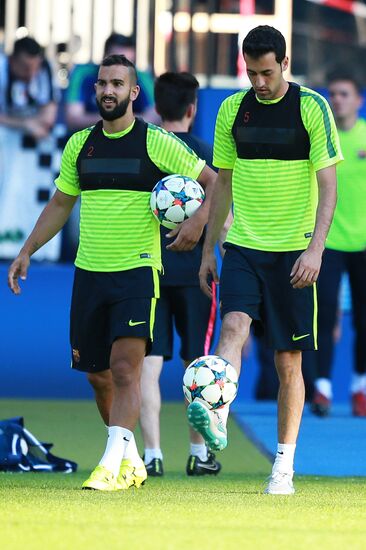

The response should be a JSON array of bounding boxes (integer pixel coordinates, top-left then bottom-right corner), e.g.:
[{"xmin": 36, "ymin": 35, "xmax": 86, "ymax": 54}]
[
  {"xmin": 65, "ymin": 102, "xmax": 100, "ymax": 132},
  {"xmin": 290, "ymin": 164, "xmax": 337, "ymax": 289},
  {"xmin": 8, "ymin": 190, "xmax": 78, "ymax": 294},
  {"xmin": 0, "ymin": 102, "xmax": 57, "ymax": 139},
  {"xmin": 199, "ymin": 168, "xmax": 233, "ymax": 297},
  {"xmin": 37, "ymin": 102, "xmax": 57, "ymax": 131}
]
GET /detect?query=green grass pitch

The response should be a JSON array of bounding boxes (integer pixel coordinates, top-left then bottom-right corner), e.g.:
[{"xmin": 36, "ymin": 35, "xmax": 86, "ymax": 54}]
[{"xmin": 0, "ymin": 399, "xmax": 365, "ymax": 550}]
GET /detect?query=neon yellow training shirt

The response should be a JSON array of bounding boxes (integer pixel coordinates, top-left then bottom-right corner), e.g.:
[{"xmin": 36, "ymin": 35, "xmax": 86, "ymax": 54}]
[
  {"xmin": 213, "ymin": 86, "xmax": 343, "ymax": 252},
  {"xmin": 55, "ymin": 121, "xmax": 205, "ymax": 272},
  {"xmin": 326, "ymin": 118, "xmax": 366, "ymax": 252}
]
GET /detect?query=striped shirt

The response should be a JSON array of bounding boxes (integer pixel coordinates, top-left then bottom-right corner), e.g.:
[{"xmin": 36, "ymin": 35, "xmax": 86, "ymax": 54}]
[
  {"xmin": 326, "ymin": 119, "xmax": 366, "ymax": 252},
  {"xmin": 55, "ymin": 121, "xmax": 205, "ymax": 271},
  {"xmin": 214, "ymin": 85, "xmax": 343, "ymax": 252}
]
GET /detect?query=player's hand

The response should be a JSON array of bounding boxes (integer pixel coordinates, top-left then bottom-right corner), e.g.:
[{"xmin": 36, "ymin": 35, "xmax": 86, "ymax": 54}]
[
  {"xmin": 199, "ymin": 252, "xmax": 219, "ymax": 298},
  {"xmin": 24, "ymin": 119, "xmax": 49, "ymax": 140},
  {"xmin": 290, "ymin": 247, "xmax": 323, "ymax": 289},
  {"xmin": 8, "ymin": 253, "xmax": 30, "ymax": 295},
  {"xmin": 166, "ymin": 216, "xmax": 204, "ymax": 252}
]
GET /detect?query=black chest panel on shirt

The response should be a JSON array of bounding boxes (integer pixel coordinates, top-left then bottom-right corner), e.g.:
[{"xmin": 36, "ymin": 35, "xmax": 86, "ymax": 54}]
[
  {"xmin": 232, "ymin": 83, "xmax": 310, "ymax": 160},
  {"xmin": 76, "ymin": 118, "xmax": 167, "ymax": 192}
]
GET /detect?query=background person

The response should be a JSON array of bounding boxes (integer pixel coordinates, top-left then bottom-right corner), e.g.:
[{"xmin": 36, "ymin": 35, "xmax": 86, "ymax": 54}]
[
  {"xmin": 8, "ymin": 55, "xmax": 216, "ymax": 492},
  {"xmin": 310, "ymin": 72, "xmax": 366, "ymax": 418},
  {"xmin": 195, "ymin": 25, "xmax": 342, "ymax": 495},
  {"xmin": 0, "ymin": 37, "xmax": 60, "ymax": 261},
  {"xmin": 0, "ymin": 37, "xmax": 58, "ymax": 138},
  {"xmin": 65, "ymin": 33, "xmax": 156, "ymax": 132},
  {"xmin": 140, "ymin": 71, "xmax": 221, "ymax": 477}
]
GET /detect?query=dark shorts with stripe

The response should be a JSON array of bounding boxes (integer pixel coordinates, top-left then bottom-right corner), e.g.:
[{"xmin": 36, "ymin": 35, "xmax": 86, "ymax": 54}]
[
  {"xmin": 220, "ymin": 244, "xmax": 317, "ymax": 351},
  {"xmin": 70, "ymin": 267, "xmax": 159, "ymax": 373},
  {"xmin": 149, "ymin": 285, "xmax": 215, "ymax": 361}
]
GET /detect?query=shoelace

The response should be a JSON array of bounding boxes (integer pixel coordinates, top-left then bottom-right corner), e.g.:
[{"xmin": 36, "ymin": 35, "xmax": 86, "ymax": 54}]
[
  {"xmin": 213, "ymin": 412, "xmax": 225, "ymax": 432},
  {"xmin": 266, "ymin": 471, "xmax": 293, "ymax": 485}
]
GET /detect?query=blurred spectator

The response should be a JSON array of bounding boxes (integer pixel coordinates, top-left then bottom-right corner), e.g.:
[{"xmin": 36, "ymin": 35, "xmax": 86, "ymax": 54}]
[
  {"xmin": 309, "ymin": 71, "xmax": 366, "ymax": 417},
  {"xmin": 0, "ymin": 37, "xmax": 58, "ymax": 138},
  {"xmin": 0, "ymin": 37, "xmax": 61, "ymax": 261},
  {"xmin": 65, "ymin": 33, "xmax": 156, "ymax": 131}
]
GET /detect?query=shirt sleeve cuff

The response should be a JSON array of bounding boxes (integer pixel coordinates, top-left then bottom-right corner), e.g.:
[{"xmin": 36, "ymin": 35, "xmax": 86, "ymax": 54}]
[
  {"xmin": 313, "ymin": 155, "xmax": 344, "ymax": 172},
  {"xmin": 55, "ymin": 177, "xmax": 80, "ymax": 197},
  {"xmin": 191, "ymin": 159, "xmax": 207, "ymax": 180},
  {"xmin": 213, "ymin": 162, "xmax": 235, "ymax": 169}
]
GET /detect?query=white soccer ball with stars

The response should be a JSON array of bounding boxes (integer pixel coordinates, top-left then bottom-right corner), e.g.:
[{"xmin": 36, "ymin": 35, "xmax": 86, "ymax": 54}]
[
  {"xmin": 183, "ymin": 355, "xmax": 238, "ymax": 410},
  {"xmin": 150, "ymin": 174, "xmax": 205, "ymax": 229}
]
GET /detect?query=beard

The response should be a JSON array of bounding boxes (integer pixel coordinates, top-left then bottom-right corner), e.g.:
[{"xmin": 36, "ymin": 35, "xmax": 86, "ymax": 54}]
[{"xmin": 96, "ymin": 95, "xmax": 130, "ymax": 121}]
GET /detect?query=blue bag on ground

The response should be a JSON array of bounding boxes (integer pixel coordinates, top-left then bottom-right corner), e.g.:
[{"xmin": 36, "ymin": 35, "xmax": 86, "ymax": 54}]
[{"xmin": 0, "ymin": 417, "xmax": 77, "ymax": 473}]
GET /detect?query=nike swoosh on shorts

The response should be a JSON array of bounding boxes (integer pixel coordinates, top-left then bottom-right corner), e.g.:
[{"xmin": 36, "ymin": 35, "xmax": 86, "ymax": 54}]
[{"xmin": 292, "ymin": 333, "xmax": 310, "ymax": 341}]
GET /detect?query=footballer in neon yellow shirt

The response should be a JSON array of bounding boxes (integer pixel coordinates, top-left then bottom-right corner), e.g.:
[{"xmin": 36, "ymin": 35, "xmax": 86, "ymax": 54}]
[
  {"xmin": 8, "ymin": 54, "xmax": 216, "ymax": 491},
  {"xmin": 188, "ymin": 26, "xmax": 342, "ymax": 496}
]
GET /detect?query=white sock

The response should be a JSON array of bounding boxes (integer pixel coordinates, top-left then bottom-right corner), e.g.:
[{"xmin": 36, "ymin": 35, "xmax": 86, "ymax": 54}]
[
  {"xmin": 144, "ymin": 448, "xmax": 163, "ymax": 464},
  {"xmin": 315, "ymin": 378, "xmax": 332, "ymax": 399},
  {"xmin": 272, "ymin": 443, "xmax": 296, "ymax": 475},
  {"xmin": 351, "ymin": 373, "xmax": 366, "ymax": 394},
  {"xmin": 123, "ymin": 434, "xmax": 141, "ymax": 463},
  {"xmin": 190, "ymin": 443, "xmax": 208, "ymax": 461},
  {"xmin": 99, "ymin": 426, "xmax": 132, "ymax": 477},
  {"xmin": 217, "ymin": 405, "xmax": 229, "ymax": 426}
]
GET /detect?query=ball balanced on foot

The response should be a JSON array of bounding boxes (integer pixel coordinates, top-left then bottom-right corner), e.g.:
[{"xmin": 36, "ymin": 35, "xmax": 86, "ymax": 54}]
[{"xmin": 183, "ymin": 355, "xmax": 238, "ymax": 451}]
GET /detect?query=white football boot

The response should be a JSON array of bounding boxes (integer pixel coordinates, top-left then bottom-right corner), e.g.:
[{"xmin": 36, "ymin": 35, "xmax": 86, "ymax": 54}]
[
  {"xmin": 264, "ymin": 471, "xmax": 295, "ymax": 495},
  {"xmin": 187, "ymin": 401, "xmax": 227, "ymax": 451}
]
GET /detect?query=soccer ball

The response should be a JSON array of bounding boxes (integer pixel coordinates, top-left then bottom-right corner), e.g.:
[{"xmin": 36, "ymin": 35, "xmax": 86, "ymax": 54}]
[
  {"xmin": 150, "ymin": 174, "xmax": 205, "ymax": 229},
  {"xmin": 183, "ymin": 355, "xmax": 238, "ymax": 410}
]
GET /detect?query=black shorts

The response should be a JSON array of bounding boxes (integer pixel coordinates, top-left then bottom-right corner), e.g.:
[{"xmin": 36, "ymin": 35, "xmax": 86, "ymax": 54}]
[
  {"xmin": 70, "ymin": 267, "xmax": 159, "ymax": 373},
  {"xmin": 149, "ymin": 285, "xmax": 215, "ymax": 361},
  {"xmin": 220, "ymin": 244, "xmax": 317, "ymax": 351}
]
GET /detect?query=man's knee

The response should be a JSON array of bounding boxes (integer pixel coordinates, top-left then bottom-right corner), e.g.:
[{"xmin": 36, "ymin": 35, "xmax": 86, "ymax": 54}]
[
  {"xmin": 110, "ymin": 358, "xmax": 140, "ymax": 388},
  {"xmin": 221, "ymin": 312, "xmax": 252, "ymax": 344},
  {"xmin": 275, "ymin": 351, "xmax": 302, "ymax": 383},
  {"xmin": 141, "ymin": 355, "xmax": 163, "ymax": 385}
]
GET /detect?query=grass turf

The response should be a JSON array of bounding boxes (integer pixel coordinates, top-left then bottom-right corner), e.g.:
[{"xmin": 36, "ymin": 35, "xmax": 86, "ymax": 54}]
[{"xmin": 0, "ymin": 399, "xmax": 365, "ymax": 550}]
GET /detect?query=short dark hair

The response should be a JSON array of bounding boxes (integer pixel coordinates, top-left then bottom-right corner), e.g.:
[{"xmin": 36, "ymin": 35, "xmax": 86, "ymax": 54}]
[
  {"xmin": 13, "ymin": 37, "xmax": 43, "ymax": 57},
  {"xmin": 242, "ymin": 25, "xmax": 286, "ymax": 64},
  {"xmin": 100, "ymin": 54, "xmax": 137, "ymax": 85},
  {"xmin": 104, "ymin": 33, "xmax": 135, "ymax": 55},
  {"xmin": 327, "ymin": 70, "xmax": 363, "ymax": 95},
  {"xmin": 154, "ymin": 72, "xmax": 199, "ymax": 121}
]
